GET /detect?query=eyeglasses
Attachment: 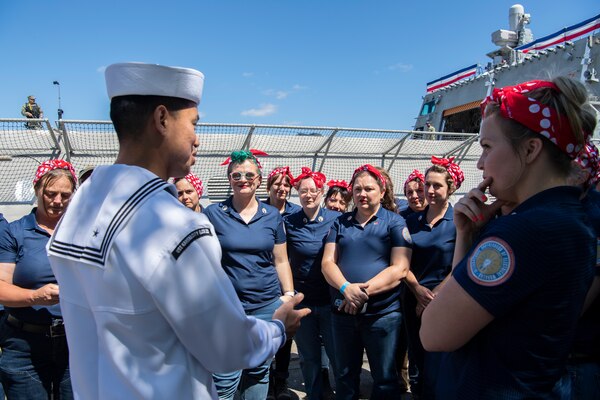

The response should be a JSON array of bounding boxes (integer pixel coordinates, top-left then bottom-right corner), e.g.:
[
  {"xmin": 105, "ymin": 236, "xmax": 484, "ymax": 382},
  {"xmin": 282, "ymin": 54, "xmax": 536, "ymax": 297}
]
[
  {"xmin": 230, "ymin": 172, "xmax": 258, "ymax": 181},
  {"xmin": 298, "ymin": 188, "xmax": 321, "ymax": 196}
]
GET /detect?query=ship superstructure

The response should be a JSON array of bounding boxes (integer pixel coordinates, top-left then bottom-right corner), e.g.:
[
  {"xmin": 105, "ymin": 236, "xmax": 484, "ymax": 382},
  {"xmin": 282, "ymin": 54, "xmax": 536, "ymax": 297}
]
[{"xmin": 416, "ymin": 4, "xmax": 600, "ymax": 137}]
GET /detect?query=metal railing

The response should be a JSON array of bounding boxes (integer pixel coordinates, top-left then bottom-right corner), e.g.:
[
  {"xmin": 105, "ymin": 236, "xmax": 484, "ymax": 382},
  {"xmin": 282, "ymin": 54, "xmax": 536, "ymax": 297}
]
[{"xmin": 2, "ymin": 118, "xmax": 483, "ymax": 205}]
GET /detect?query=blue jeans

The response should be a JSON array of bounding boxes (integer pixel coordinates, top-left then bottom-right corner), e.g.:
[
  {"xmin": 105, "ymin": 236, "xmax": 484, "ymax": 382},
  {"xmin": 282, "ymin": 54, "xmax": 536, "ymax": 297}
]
[
  {"xmin": 294, "ymin": 304, "xmax": 336, "ymax": 400},
  {"xmin": 0, "ymin": 318, "xmax": 73, "ymax": 400},
  {"xmin": 554, "ymin": 360, "xmax": 600, "ymax": 400},
  {"xmin": 214, "ymin": 299, "xmax": 282, "ymax": 400},
  {"xmin": 332, "ymin": 310, "xmax": 402, "ymax": 400}
]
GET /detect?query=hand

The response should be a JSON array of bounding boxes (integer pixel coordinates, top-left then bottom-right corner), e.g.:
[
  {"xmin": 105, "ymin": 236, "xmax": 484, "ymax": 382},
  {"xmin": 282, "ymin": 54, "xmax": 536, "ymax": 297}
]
[
  {"xmin": 339, "ymin": 299, "xmax": 354, "ymax": 314},
  {"xmin": 338, "ymin": 298, "xmax": 366, "ymax": 315},
  {"xmin": 26, "ymin": 112, "xmax": 33, "ymax": 118},
  {"xmin": 272, "ymin": 292, "xmax": 311, "ymax": 336},
  {"xmin": 414, "ymin": 285, "xmax": 435, "ymax": 308},
  {"xmin": 453, "ymin": 177, "xmax": 506, "ymax": 235},
  {"xmin": 279, "ymin": 294, "xmax": 293, "ymax": 303},
  {"xmin": 30, "ymin": 283, "xmax": 60, "ymax": 306},
  {"xmin": 343, "ymin": 283, "xmax": 369, "ymax": 309}
]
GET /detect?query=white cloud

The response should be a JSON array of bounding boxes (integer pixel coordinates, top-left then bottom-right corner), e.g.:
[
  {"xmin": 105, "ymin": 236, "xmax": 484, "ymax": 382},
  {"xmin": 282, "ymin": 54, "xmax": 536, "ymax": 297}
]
[
  {"xmin": 292, "ymin": 84, "xmax": 307, "ymax": 90},
  {"xmin": 388, "ymin": 63, "xmax": 413, "ymax": 72},
  {"xmin": 97, "ymin": 66, "xmax": 107, "ymax": 73},
  {"xmin": 199, "ymin": 111, "xmax": 206, "ymax": 119},
  {"xmin": 242, "ymin": 72, "xmax": 254, "ymax": 77},
  {"xmin": 241, "ymin": 103, "xmax": 277, "ymax": 117},
  {"xmin": 263, "ymin": 89, "xmax": 289, "ymax": 99}
]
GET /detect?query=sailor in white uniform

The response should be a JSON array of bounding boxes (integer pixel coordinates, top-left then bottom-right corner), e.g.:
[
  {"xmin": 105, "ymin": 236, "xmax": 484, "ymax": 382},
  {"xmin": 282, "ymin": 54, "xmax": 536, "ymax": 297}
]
[{"xmin": 47, "ymin": 62, "xmax": 309, "ymax": 400}]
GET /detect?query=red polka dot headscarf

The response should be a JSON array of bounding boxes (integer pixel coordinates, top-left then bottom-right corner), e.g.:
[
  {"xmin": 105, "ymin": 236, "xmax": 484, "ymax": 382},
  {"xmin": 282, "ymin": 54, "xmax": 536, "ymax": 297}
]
[
  {"xmin": 268, "ymin": 166, "xmax": 294, "ymax": 182},
  {"xmin": 327, "ymin": 179, "xmax": 350, "ymax": 190},
  {"xmin": 574, "ymin": 142, "xmax": 600, "ymax": 186},
  {"xmin": 293, "ymin": 167, "xmax": 326, "ymax": 189},
  {"xmin": 404, "ymin": 169, "xmax": 425, "ymax": 194},
  {"xmin": 480, "ymin": 80, "xmax": 584, "ymax": 159},
  {"xmin": 430, "ymin": 156, "xmax": 464, "ymax": 189},
  {"xmin": 33, "ymin": 160, "xmax": 77, "ymax": 187},
  {"xmin": 176, "ymin": 173, "xmax": 204, "ymax": 197},
  {"xmin": 351, "ymin": 164, "xmax": 387, "ymax": 190}
]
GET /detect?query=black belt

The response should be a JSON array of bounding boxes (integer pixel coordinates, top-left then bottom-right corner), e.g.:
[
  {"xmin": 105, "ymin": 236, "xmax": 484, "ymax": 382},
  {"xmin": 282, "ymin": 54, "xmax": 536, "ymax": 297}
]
[{"xmin": 6, "ymin": 314, "xmax": 65, "ymax": 337}]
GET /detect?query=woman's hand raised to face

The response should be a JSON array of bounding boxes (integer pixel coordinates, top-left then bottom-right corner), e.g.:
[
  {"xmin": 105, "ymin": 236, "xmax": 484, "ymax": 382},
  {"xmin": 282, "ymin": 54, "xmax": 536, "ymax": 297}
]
[{"xmin": 453, "ymin": 177, "xmax": 506, "ymax": 236}]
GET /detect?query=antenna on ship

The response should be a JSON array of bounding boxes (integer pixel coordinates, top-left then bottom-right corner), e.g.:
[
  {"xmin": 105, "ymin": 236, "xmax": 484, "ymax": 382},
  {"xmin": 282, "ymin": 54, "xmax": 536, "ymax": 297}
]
[
  {"xmin": 488, "ymin": 4, "xmax": 533, "ymax": 66},
  {"xmin": 53, "ymin": 81, "xmax": 63, "ymax": 120}
]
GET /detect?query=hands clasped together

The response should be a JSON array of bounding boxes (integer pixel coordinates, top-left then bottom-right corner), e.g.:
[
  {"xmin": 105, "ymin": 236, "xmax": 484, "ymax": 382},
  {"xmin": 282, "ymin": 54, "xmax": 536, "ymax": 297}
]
[{"xmin": 338, "ymin": 282, "xmax": 369, "ymax": 315}]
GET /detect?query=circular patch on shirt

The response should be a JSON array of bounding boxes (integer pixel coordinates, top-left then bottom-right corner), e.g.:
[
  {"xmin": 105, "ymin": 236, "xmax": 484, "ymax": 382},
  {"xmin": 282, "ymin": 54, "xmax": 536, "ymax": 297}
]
[
  {"xmin": 467, "ymin": 237, "xmax": 514, "ymax": 286},
  {"xmin": 402, "ymin": 227, "xmax": 412, "ymax": 244}
]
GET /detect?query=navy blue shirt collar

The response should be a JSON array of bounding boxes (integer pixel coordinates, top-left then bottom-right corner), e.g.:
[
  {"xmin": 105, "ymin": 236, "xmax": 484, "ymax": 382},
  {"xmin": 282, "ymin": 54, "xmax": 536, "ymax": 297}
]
[
  {"xmin": 23, "ymin": 209, "xmax": 50, "ymax": 236},
  {"xmin": 416, "ymin": 204, "xmax": 454, "ymax": 224},
  {"xmin": 299, "ymin": 206, "xmax": 328, "ymax": 225},
  {"xmin": 350, "ymin": 204, "xmax": 387, "ymax": 226},
  {"xmin": 264, "ymin": 198, "xmax": 298, "ymax": 215},
  {"xmin": 220, "ymin": 196, "xmax": 273, "ymax": 224}
]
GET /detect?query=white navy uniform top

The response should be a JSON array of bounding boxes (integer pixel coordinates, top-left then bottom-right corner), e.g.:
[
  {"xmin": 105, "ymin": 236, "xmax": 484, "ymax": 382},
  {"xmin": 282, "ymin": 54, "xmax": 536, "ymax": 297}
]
[{"xmin": 47, "ymin": 165, "xmax": 286, "ymax": 400}]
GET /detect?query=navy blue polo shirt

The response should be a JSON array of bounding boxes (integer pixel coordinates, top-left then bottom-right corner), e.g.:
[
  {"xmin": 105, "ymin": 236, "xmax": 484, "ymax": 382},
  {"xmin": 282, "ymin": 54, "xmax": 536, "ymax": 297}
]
[
  {"xmin": 264, "ymin": 198, "xmax": 301, "ymax": 217},
  {"xmin": 0, "ymin": 214, "xmax": 7, "ymax": 312},
  {"xmin": 436, "ymin": 186, "xmax": 595, "ymax": 399},
  {"xmin": 284, "ymin": 207, "xmax": 340, "ymax": 306},
  {"xmin": 399, "ymin": 207, "xmax": 414, "ymax": 219},
  {"xmin": 326, "ymin": 206, "xmax": 411, "ymax": 316},
  {"xmin": 204, "ymin": 197, "xmax": 286, "ymax": 311},
  {"xmin": 571, "ymin": 187, "xmax": 600, "ymax": 358},
  {"xmin": 0, "ymin": 209, "xmax": 62, "ymax": 324},
  {"xmin": 405, "ymin": 204, "xmax": 456, "ymax": 290},
  {"xmin": 395, "ymin": 198, "xmax": 409, "ymax": 216}
]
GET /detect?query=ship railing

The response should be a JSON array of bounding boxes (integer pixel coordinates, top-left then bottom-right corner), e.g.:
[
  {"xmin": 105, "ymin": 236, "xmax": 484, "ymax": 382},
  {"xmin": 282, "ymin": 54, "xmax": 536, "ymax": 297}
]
[{"xmin": 1, "ymin": 119, "xmax": 485, "ymax": 206}]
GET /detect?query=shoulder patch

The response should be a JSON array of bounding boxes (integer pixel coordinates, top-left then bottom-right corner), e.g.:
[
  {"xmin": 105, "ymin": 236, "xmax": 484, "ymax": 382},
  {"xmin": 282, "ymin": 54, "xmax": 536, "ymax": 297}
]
[
  {"xmin": 467, "ymin": 237, "xmax": 514, "ymax": 286},
  {"xmin": 402, "ymin": 227, "xmax": 412, "ymax": 244},
  {"xmin": 172, "ymin": 227, "xmax": 212, "ymax": 260}
]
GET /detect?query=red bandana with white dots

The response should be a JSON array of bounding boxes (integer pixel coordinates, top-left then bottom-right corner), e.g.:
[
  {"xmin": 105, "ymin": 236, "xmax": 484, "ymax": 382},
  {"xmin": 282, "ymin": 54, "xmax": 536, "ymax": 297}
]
[
  {"xmin": 481, "ymin": 80, "xmax": 581, "ymax": 158},
  {"xmin": 33, "ymin": 160, "xmax": 77, "ymax": 186},
  {"xmin": 184, "ymin": 173, "xmax": 204, "ymax": 197}
]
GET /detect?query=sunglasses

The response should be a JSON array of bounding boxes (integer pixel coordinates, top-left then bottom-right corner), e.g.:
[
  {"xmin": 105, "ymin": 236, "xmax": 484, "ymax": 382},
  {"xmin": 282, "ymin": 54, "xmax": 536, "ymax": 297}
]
[
  {"xmin": 230, "ymin": 172, "xmax": 258, "ymax": 181},
  {"xmin": 298, "ymin": 188, "xmax": 321, "ymax": 196}
]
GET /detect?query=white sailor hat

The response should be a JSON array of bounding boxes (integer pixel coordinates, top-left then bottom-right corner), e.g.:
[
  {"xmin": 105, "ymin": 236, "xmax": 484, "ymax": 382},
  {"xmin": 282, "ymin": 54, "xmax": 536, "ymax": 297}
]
[{"xmin": 105, "ymin": 62, "xmax": 204, "ymax": 104}]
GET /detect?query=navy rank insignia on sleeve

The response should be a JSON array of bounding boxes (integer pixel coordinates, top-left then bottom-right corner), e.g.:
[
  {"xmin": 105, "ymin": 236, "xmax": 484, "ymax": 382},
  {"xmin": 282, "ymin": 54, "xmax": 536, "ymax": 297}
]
[
  {"xmin": 172, "ymin": 227, "xmax": 212, "ymax": 260},
  {"xmin": 468, "ymin": 237, "xmax": 514, "ymax": 286}
]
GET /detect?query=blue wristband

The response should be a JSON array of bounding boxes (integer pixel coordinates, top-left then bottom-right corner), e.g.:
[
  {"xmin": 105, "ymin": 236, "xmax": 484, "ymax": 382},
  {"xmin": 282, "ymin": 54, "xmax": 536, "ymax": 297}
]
[{"xmin": 340, "ymin": 281, "xmax": 350, "ymax": 294}]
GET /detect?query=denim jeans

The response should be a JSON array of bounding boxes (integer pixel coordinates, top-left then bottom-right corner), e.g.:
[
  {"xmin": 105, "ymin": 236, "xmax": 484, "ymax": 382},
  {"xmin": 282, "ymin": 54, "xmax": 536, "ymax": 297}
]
[
  {"xmin": 0, "ymin": 318, "xmax": 73, "ymax": 400},
  {"xmin": 271, "ymin": 337, "xmax": 293, "ymax": 381},
  {"xmin": 332, "ymin": 310, "xmax": 402, "ymax": 400},
  {"xmin": 214, "ymin": 298, "xmax": 282, "ymax": 400},
  {"xmin": 0, "ymin": 310, "xmax": 5, "ymax": 400},
  {"xmin": 294, "ymin": 304, "xmax": 336, "ymax": 400},
  {"xmin": 554, "ymin": 360, "xmax": 600, "ymax": 400},
  {"xmin": 402, "ymin": 290, "xmax": 425, "ymax": 397}
]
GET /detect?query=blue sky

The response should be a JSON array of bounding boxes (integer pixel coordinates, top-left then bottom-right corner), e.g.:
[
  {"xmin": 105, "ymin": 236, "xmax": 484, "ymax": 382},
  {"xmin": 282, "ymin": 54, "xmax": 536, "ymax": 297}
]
[{"xmin": 0, "ymin": 1, "xmax": 597, "ymax": 130}]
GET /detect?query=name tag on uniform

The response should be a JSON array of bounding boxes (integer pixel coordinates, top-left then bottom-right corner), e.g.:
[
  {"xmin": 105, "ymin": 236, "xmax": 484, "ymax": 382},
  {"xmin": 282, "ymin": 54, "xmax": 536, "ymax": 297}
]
[{"xmin": 172, "ymin": 228, "xmax": 212, "ymax": 260}]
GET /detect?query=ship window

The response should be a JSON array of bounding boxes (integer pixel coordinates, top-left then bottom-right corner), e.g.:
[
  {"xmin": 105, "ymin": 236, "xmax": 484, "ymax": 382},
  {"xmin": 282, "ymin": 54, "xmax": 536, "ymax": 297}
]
[{"xmin": 420, "ymin": 101, "xmax": 436, "ymax": 115}]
